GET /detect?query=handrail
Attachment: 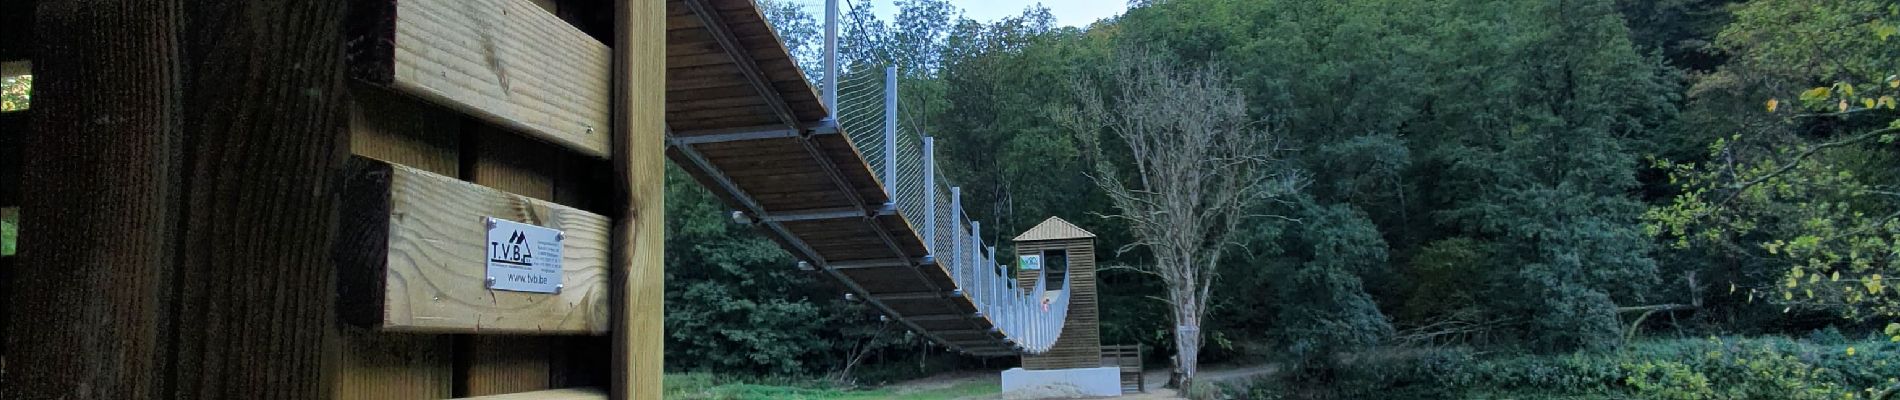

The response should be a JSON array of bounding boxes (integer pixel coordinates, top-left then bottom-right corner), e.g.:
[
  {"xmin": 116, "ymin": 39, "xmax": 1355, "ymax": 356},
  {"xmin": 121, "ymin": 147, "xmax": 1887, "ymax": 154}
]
[{"xmin": 819, "ymin": 4, "xmax": 1081, "ymax": 356}]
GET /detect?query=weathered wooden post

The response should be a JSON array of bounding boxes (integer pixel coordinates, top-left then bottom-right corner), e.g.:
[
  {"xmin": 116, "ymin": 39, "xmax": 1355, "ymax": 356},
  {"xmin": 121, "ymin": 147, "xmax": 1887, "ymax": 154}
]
[
  {"xmin": 612, "ymin": 0, "xmax": 667, "ymax": 397},
  {"xmin": 6, "ymin": 1, "xmax": 350, "ymax": 398}
]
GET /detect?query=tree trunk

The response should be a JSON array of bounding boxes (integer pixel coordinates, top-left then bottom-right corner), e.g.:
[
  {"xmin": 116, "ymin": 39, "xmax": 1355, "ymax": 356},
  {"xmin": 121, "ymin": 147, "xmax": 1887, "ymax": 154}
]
[{"xmin": 1174, "ymin": 292, "xmax": 1203, "ymax": 389}]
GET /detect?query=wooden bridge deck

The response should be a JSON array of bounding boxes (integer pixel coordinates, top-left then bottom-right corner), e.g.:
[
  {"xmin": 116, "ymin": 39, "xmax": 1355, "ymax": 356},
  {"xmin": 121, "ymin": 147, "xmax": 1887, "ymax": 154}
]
[{"xmin": 661, "ymin": 0, "xmax": 1008, "ymax": 354}]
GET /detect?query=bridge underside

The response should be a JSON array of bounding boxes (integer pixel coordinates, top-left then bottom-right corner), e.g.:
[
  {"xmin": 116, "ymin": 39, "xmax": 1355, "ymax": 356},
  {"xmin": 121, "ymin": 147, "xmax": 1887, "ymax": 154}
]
[{"xmin": 661, "ymin": 0, "xmax": 1013, "ymax": 355}]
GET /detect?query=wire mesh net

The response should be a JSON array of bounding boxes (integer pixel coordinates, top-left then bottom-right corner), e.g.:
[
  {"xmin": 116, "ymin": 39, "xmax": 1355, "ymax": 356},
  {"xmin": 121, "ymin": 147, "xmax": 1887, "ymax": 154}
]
[{"xmin": 806, "ymin": 0, "xmax": 1082, "ymax": 352}]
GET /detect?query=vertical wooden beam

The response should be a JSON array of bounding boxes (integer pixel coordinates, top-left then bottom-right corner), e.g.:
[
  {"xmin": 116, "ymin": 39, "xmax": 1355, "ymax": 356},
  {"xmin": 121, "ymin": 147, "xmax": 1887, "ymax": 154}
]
[
  {"xmin": 338, "ymin": 85, "xmax": 461, "ymax": 400},
  {"xmin": 161, "ymin": 0, "xmax": 351, "ymax": 397},
  {"xmin": 611, "ymin": 0, "xmax": 666, "ymax": 398},
  {"xmin": 5, "ymin": 2, "xmax": 178, "ymax": 396},
  {"xmin": 5, "ymin": 0, "xmax": 348, "ymax": 399},
  {"xmin": 462, "ymin": 130, "xmax": 558, "ymax": 396},
  {"xmin": 0, "ymin": 0, "xmax": 32, "ymax": 61},
  {"xmin": 334, "ymin": 326, "xmax": 453, "ymax": 399}
]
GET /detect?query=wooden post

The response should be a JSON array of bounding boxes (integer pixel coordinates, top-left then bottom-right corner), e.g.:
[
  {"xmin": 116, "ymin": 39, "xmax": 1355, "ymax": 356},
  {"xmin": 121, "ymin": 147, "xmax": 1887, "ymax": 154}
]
[
  {"xmin": 4, "ymin": 1, "xmax": 349, "ymax": 398},
  {"xmin": 611, "ymin": 0, "xmax": 666, "ymax": 398}
]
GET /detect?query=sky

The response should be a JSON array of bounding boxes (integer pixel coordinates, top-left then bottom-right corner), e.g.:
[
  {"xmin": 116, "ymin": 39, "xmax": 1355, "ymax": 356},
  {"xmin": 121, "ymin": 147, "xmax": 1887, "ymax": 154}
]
[
  {"xmin": 941, "ymin": 0, "xmax": 1128, "ymax": 27},
  {"xmin": 800, "ymin": 0, "xmax": 1129, "ymax": 29}
]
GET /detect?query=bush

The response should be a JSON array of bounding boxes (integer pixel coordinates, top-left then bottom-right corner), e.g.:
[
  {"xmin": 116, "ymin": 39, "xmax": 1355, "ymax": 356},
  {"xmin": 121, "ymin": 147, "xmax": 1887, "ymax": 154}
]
[{"xmin": 1214, "ymin": 336, "xmax": 1900, "ymax": 399}]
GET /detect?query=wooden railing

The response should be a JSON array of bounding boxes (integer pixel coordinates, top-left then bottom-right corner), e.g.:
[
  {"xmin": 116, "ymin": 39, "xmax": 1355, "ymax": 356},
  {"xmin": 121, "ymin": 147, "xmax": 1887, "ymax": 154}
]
[{"xmin": 1102, "ymin": 344, "xmax": 1145, "ymax": 393}]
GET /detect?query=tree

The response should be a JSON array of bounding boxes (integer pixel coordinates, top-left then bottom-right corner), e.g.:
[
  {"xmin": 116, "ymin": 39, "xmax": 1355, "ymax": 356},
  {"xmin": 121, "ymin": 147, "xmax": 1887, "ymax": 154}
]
[
  {"xmin": 0, "ymin": 74, "xmax": 27, "ymax": 111},
  {"xmin": 1647, "ymin": 0, "xmax": 1900, "ymax": 340},
  {"xmin": 757, "ymin": 0, "xmax": 823, "ymax": 85},
  {"xmin": 662, "ymin": 164, "xmax": 917, "ymax": 377},
  {"xmin": 1273, "ymin": 199, "xmax": 1393, "ymax": 375},
  {"xmin": 1061, "ymin": 49, "xmax": 1302, "ymax": 386}
]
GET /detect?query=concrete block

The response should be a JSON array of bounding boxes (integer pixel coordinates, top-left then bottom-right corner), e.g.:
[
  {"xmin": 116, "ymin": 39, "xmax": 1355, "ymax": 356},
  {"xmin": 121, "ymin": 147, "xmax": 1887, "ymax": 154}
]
[{"xmin": 1000, "ymin": 366, "xmax": 1122, "ymax": 397}]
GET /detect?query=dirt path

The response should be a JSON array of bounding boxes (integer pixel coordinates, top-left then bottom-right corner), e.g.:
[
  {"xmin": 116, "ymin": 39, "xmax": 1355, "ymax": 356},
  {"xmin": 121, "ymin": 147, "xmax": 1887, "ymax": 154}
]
[
  {"xmin": 1140, "ymin": 362, "xmax": 1280, "ymax": 392},
  {"xmin": 877, "ymin": 362, "xmax": 1279, "ymax": 399},
  {"xmin": 1114, "ymin": 362, "xmax": 1278, "ymax": 398}
]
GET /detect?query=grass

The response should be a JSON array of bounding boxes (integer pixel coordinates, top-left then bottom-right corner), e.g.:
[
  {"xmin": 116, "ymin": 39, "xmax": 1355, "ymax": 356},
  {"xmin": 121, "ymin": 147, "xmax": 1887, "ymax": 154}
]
[{"xmin": 664, "ymin": 373, "xmax": 999, "ymax": 400}]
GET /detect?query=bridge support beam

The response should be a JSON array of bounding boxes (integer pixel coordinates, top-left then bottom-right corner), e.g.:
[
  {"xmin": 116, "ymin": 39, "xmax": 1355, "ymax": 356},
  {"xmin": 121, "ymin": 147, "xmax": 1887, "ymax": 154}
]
[
  {"xmin": 829, "ymin": 257, "xmax": 933, "ymax": 269},
  {"xmin": 665, "ymin": 121, "xmax": 837, "ymax": 146},
  {"xmin": 871, "ymin": 291, "xmax": 956, "ymax": 301},
  {"xmin": 749, "ymin": 204, "xmax": 893, "ymax": 223}
]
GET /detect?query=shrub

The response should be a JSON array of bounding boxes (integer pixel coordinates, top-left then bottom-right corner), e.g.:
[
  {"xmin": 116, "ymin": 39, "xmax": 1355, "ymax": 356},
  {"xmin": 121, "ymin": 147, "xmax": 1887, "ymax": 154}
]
[
  {"xmin": 1221, "ymin": 336, "xmax": 1900, "ymax": 399},
  {"xmin": 1622, "ymin": 360, "xmax": 1714, "ymax": 400}
]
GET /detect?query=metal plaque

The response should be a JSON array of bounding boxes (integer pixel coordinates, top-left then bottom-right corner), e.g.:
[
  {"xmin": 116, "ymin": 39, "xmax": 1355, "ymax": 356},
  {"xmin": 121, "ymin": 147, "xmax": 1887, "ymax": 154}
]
[{"xmin": 483, "ymin": 217, "xmax": 565, "ymax": 294}]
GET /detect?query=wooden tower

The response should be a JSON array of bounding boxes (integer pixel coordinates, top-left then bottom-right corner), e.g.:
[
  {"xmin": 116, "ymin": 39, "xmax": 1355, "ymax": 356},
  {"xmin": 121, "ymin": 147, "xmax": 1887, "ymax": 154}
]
[{"xmin": 1013, "ymin": 216, "xmax": 1100, "ymax": 370}]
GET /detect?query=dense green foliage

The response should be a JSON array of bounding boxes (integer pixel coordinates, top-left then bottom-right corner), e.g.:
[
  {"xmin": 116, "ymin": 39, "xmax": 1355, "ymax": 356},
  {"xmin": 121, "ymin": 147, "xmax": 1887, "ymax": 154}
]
[
  {"xmin": 0, "ymin": 74, "xmax": 26, "ymax": 111},
  {"xmin": 2, "ymin": 208, "xmax": 14, "ymax": 257},
  {"xmin": 1199, "ymin": 336, "xmax": 1900, "ymax": 399},
  {"xmin": 663, "ymin": 0, "xmax": 1900, "ymax": 390},
  {"xmin": 1647, "ymin": 0, "xmax": 1900, "ymax": 340}
]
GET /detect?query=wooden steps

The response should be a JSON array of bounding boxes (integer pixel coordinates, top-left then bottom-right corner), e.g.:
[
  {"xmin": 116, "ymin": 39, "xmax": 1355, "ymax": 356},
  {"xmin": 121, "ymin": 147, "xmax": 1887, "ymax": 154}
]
[{"xmin": 1102, "ymin": 344, "xmax": 1145, "ymax": 394}]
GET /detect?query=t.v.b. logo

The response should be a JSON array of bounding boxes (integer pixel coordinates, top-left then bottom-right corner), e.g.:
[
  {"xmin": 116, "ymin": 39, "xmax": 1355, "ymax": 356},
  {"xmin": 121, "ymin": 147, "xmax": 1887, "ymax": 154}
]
[{"xmin": 490, "ymin": 230, "xmax": 535, "ymax": 266}]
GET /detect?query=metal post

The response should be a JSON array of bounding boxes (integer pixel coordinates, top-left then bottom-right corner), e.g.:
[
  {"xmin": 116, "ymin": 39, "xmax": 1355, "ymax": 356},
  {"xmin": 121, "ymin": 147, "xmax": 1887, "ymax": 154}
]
[
  {"xmin": 987, "ymin": 245, "xmax": 997, "ymax": 326},
  {"xmin": 922, "ymin": 137, "xmax": 936, "ymax": 253},
  {"xmin": 950, "ymin": 187, "xmax": 962, "ymax": 288},
  {"xmin": 972, "ymin": 221, "xmax": 982, "ymax": 311},
  {"xmin": 1009, "ymin": 278, "xmax": 1018, "ymax": 338},
  {"xmin": 882, "ymin": 67, "xmax": 897, "ymax": 195},
  {"xmin": 823, "ymin": 0, "xmax": 838, "ymax": 117}
]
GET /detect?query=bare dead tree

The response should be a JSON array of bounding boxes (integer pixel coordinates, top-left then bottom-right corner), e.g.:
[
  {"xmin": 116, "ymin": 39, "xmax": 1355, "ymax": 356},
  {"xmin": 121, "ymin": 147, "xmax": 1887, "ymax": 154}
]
[{"xmin": 1060, "ymin": 49, "xmax": 1303, "ymax": 388}]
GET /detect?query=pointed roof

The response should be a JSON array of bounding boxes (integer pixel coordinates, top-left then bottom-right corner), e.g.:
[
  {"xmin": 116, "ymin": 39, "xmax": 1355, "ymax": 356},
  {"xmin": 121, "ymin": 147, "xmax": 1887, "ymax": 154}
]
[{"xmin": 1012, "ymin": 216, "xmax": 1097, "ymax": 242}]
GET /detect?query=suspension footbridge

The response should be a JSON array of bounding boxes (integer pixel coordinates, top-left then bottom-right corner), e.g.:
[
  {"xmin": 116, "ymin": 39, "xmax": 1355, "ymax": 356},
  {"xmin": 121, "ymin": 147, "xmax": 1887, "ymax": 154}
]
[{"xmin": 662, "ymin": 0, "xmax": 1073, "ymax": 357}]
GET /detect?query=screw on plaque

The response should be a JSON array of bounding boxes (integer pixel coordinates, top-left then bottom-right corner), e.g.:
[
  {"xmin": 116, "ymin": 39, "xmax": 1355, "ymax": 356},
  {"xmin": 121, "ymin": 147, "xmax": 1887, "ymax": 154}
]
[
  {"xmin": 556, "ymin": 232, "xmax": 565, "ymax": 241},
  {"xmin": 485, "ymin": 276, "xmax": 497, "ymax": 288},
  {"xmin": 554, "ymin": 284, "xmax": 565, "ymax": 294},
  {"xmin": 484, "ymin": 217, "xmax": 497, "ymax": 229}
]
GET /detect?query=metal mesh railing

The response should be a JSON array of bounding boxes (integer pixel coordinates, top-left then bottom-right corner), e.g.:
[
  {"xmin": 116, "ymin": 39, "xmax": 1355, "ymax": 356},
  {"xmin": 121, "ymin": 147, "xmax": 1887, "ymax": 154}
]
[
  {"xmin": 812, "ymin": 0, "xmax": 1074, "ymax": 355},
  {"xmin": 835, "ymin": 69, "xmax": 885, "ymax": 172}
]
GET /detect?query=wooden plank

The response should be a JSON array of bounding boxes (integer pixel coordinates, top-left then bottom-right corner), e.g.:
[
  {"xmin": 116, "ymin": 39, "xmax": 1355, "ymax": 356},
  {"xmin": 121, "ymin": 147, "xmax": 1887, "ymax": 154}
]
[
  {"xmin": 0, "ymin": 61, "xmax": 27, "ymax": 78},
  {"xmin": 549, "ymin": 336, "xmax": 613, "ymax": 389},
  {"xmin": 6, "ymin": 1, "xmax": 349, "ymax": 398},
  {"xmin": 338, "ymin": 157, "xmax": 612, "ymax": 334},
  {"xmin": 350, "ymin": 84, "xmax": 463, "ymax": 175},
  {"xmin": 611, "ymin": 0, "xmax": 668, "ymax": 397},
  {"xmin": 335, "ymin": 326, "xmax": 455, "ymax": 399},
  {"xmin": 0, "ymin": 253, "xmax": 8, "ymax": 364},
  {"xmin": 1021, "ymin": 239, "xmax": 1100, "ymax": 370},
  {"xmin": 341, "ymin": 85, "xmax": 463, "ymax": 400},
  {"xmin": 0, "ymin": 0, "xmax": 30, "ymax": 60},
  {"xmin": 457, "ymin": 388, "xmax": 607, "ymax": 400},
  {"xmin": 468, "ymin": 123, "xmax": 561, "ymax": 200},
  {"xmin": 460, "ymin": 337, "xmax": 553, "ymax": 396},
  {"xmin": 349, "ymin": 0, "xmax": 613, "ymax": 158},
  {"xmin": 0, "ymin": 112, "xmax": 22, "ymax": 205},
  {"xmin": 461, "ymin": 126, "xmax": 561, "ymax": 396}
]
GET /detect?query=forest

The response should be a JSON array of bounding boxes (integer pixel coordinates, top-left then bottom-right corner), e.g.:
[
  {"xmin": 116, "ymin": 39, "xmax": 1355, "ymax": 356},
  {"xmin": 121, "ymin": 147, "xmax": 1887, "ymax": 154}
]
[{"xmin": 650, "ymin": 0, "xmax": 1900, "ymax": 398}]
